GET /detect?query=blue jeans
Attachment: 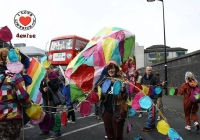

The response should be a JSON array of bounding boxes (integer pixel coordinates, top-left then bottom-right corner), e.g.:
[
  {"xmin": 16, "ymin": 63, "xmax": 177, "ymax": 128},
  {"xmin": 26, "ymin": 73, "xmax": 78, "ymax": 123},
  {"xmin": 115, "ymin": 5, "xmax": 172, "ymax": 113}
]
[
  {"xmin": 146, "ymin": 98, "xmax": 157, "ymax": 128},
  {"xmin": 43, "ymin": 100, "xmax": 56, "ymax": 113}
]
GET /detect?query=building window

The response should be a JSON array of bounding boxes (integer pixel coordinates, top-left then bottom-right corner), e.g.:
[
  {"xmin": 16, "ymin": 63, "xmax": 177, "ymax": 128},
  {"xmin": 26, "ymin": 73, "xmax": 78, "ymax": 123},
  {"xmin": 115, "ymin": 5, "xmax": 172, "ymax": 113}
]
[
  {"xmin": 149, "ymin": 52, "xmax": 156, "ymax": 58},
  {"xmin": 176, "ymin": 51, "xmax": 185, "ymax": 57},
  {"xmin": 148, "ymin": 60, "xmax": 152, "ymax": 65},
  {"xmin": 160, "ymin": 52, "xmax": 169, "ymax": 57}
]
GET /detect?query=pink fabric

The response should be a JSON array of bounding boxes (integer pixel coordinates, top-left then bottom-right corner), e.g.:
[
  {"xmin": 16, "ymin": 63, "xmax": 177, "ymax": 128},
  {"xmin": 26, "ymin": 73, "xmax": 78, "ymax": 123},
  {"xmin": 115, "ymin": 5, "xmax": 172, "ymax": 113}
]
[
  {"xmin": 79, "ymin": 100, "xmax": 92, "ymax": 116},
  {"xmin": 65, "ymin": 68, "xmax": 72, "ymax": 78},
  {"xmin": 132, "ymin": 93, "xmax": 144, "ymax": 110},
  {"xmin": 6, "ymin": 62, "xmax": 23, "ymax": 73}
]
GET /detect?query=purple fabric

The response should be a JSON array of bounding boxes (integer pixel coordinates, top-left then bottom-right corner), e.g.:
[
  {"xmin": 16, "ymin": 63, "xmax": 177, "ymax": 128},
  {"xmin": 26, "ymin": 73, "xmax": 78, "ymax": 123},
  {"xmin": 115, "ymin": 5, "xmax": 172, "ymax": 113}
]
[
  {"xmin": 39, "ymin": 114, "xmax": 55, "ymax": 132},
  {"xmin": 48, "ymin": 71, "xmax": 59, "ymax": 79}
]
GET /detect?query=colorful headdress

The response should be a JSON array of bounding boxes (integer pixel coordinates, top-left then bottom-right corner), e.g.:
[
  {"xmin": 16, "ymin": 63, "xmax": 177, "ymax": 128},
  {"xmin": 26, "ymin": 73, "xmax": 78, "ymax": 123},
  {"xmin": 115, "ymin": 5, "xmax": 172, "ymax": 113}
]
[
  {"xmin": 185, "ymin": 71, "xmax": 197, "ymax": 83},
  {"xmin": 6, "ymin": 48, "xmax": 23, "ymax": 73}
]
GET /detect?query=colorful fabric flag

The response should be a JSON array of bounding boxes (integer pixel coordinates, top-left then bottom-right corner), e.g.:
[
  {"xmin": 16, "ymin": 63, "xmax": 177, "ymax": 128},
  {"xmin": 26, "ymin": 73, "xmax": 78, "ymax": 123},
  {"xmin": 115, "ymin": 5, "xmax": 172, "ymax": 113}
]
[{"xmin": 26, "ymin": 58, "xmax": 46, "ymax": 103}]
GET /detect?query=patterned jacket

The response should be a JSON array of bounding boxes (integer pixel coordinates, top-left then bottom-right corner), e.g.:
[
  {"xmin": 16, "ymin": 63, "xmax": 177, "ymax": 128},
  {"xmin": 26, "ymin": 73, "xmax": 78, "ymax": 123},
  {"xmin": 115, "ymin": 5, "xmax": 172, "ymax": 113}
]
[{"xmin": 0, "ymin": 72, "xmax": 31, "ymax": 121}]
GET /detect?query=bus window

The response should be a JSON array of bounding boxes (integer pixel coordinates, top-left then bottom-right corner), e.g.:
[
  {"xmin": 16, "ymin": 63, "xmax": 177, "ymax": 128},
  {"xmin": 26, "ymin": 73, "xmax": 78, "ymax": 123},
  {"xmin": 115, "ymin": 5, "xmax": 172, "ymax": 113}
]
[
  {"xmin": 50, "ymin": 38, "xmax": 73, "ymax": 51},
  {"xmin": 75, "ymin": 39, "xmax": 88, "ymax": 51}
]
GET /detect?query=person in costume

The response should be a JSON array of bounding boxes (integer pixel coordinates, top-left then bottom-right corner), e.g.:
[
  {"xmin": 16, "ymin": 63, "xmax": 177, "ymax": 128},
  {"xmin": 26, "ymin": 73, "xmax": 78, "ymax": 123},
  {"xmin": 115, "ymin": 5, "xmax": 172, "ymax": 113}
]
[
  {"xmin": 100, "ymin": 60, "xmax": 128, "ymax": 140},
  {"xmin": 128, "ymin": 69, "xmax": 143, "ymax": 118},
  {"xmin": 0, "ymin": 48, "xmax": 31, "ymax": 140},
  {"xmin": 39, "ymin": 60, "xmax": 61, "ymax": 137},
  {"xmin": 179, "ymin": 71, "xmax": 199, "ymax": 131}
]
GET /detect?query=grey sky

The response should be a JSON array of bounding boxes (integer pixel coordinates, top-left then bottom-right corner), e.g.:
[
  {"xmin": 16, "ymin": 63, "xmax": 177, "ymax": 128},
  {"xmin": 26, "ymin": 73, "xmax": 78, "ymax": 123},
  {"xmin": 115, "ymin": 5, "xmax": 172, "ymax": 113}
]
[{"xmin": 0, "ymin": 0, "xmax": 199, "ymax": 53}]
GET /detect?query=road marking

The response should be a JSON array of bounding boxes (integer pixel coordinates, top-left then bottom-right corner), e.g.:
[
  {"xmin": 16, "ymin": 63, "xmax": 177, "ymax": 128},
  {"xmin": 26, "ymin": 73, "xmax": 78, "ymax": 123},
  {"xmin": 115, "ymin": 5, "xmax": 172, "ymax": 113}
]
[
  {"xmin": 44, "ymin": 122, "xmax": 104, "ymax": 140},
  {"xmin": 76, "ymin": 113, "xmax": 95, "ymax": 119},
  {"xmin": 22, "ymin": 123, "xmax": 34, "ymax": 130}
]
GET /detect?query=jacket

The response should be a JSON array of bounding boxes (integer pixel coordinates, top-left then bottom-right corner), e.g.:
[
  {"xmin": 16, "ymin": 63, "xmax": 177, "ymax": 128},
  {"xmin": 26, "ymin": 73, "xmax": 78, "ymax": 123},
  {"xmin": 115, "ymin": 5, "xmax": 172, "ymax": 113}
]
[
  {"xmin": 0, "ymin": 73, "xmax": 31, "ymax": 121},
  {"xmin": 141, "ymin": 73, "xmax": 160, "ymax": 99},
  {"xmin": 39, "ymin": 77, "xmax": 60, "ymax": 101},
  {"xmin": 100, "ymin": 82, "xmax": 128, "ymax": 120}
]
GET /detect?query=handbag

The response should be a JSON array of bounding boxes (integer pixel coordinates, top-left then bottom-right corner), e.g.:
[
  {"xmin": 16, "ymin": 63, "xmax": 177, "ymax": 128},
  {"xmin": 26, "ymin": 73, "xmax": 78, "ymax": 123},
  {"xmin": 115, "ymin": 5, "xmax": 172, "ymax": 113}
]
[{"xmin": 49, "ymin": 87, "xmax": 66, "ymax": 106}]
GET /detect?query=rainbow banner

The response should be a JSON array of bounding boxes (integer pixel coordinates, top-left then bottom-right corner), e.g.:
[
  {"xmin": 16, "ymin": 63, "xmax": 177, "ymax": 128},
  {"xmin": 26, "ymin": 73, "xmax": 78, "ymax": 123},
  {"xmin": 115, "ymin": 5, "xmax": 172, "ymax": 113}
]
[{"xmin": 27, "ymin": 58, "xmax": 46, "ymax": 103}]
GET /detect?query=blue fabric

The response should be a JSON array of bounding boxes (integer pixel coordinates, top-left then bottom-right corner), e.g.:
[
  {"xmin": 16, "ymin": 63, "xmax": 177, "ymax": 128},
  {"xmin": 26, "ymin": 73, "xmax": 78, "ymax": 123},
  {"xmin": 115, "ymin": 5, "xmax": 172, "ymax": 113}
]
[
  {"xmin": 113, "ymin": 81, "xmax": 122, "ymax": 95},
  {"xmin": 139, "ymin": 96, "xmax": 152, "ymax": 110},
  {"xmin": 7, "ymin": 49, "xmax": 19, "ymax": 62},
  {"xmin": 101, "ymin": 79, "xmax": 112, "ymax": 94},
  {"xmin": 146, "ymin": 98, "xmax": 157, "ymax": 128},
  {"xmin": 168, "ymin": 128, "xmax": 183, "ymax": 140},
  {"xmin": 155, "ymin": 87, "xmax": 162, "ymax": 95},
  {"xmin": 95, "ymin": 67, "xmax": 108, "ymax": 85},
  {"xmin": 129, "ymin": 108, "xmax": 136, "ymax": 117},
  {"xmin": 22, "ymin": 74, "xmax": 32, "ymax": 86},
  {"xmin": 62, "ymin": 85, "xmax": 71, "ymax": 106}
]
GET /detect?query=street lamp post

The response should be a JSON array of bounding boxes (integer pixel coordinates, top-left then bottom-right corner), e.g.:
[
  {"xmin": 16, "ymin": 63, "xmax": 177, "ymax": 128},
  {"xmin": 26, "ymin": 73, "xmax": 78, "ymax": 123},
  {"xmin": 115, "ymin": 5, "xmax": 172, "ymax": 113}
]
[{"xmin": 147, "ymin": 0, "xmax": 167, "ymax": 95}]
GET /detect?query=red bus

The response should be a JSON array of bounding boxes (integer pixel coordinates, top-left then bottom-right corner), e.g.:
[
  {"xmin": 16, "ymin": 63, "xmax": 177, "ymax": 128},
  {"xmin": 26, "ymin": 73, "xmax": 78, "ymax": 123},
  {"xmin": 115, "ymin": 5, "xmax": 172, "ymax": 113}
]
[{"xmin": 48, "ymin": 35, "xmax": 89, "ymax": 66}]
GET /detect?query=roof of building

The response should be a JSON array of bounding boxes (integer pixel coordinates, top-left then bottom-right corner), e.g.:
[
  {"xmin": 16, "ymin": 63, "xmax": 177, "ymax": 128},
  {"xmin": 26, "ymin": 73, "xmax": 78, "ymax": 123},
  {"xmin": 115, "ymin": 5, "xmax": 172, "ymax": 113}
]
[
  {"xmin": 18, "ymin": 46, "xmax": 46, "ymax": 56},
  {"xmin": 144, "ymin": 45, "xmax": 188, "ymax": 53}
]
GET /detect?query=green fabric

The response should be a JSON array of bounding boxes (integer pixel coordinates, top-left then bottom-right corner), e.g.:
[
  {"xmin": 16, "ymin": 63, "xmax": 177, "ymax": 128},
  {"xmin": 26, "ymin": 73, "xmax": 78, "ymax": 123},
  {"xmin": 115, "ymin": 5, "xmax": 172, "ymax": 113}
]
[
  {"xmin": 169, "ymin": 88, "xmax": 175, "ymax": 96},
  {"xmin": 70, "ymin": 84, "xmax": 85, "ymax": 102},
  {"xmin": 51, "ymin": 114, "xmax": 61, "ymax": 132},
  {"xmin": 123, "ymin": 36, "xmax": 135, "ymax": 62}
]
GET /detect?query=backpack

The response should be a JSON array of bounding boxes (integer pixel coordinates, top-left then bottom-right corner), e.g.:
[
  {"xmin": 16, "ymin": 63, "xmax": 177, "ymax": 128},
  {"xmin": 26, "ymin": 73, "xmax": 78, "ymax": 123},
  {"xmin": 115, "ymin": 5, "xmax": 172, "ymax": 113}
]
[{"xmin": 190, "ymin": 87, "xmax": 200, "ymax": 103}]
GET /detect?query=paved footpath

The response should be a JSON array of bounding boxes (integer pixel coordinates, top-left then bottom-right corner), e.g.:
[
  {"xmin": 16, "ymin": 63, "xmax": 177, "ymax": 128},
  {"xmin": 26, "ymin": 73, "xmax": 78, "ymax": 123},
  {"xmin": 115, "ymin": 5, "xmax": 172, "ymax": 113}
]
[{"xmin": 19, "ymin": 95, "xmax": 200, "ymax": 140}]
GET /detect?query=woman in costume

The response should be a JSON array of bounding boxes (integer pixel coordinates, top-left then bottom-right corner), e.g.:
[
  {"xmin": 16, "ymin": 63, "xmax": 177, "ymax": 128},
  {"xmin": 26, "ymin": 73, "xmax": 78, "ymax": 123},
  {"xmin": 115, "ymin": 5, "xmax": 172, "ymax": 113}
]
[
  {"xmin": 100, "ymin": 60, "xmax": 128, "ymax": 140},
  {"xmin": 179, "ymin": 71, "xmax": 199, "ymax": 131}
]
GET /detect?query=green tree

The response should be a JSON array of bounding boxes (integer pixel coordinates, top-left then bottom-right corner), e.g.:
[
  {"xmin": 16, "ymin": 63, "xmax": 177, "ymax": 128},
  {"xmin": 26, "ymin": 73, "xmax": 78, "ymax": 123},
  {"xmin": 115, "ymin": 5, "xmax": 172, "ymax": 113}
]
[{"xmin": 152, "ymin": 52, "xmax": 166, "ymax": 64}]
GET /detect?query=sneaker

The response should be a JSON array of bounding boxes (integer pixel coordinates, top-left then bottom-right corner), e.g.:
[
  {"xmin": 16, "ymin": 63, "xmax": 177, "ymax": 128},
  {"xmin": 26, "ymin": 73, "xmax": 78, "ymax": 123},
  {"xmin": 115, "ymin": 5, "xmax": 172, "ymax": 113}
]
[
  {"xmin": 67, "ymin": 120, "xmax": 72, "ymax": 123},
  {"xmin": 104, "ymin": 136, "xmax": 107, "ymax": 139},
  {"xmin": 142, "ymin": 127, "xmax": 153, "ymax": 132},
  {"xmin": 138, "ymin": 114, "xmax": 143, "ymax": 118},
  {"xmin": 185, "ymin": 125, "xmax": 191, "ymax": 130},
  {"xmin": 71, "ymin": 121, "xmax": 76, "ymax": 123},
  {"xmin": 194, "ymin": 122, "xmax": 200, "ymax": 131},
  {"xmin": 157, "ymin": 116, "xmax": 161, "ymax": 121}
]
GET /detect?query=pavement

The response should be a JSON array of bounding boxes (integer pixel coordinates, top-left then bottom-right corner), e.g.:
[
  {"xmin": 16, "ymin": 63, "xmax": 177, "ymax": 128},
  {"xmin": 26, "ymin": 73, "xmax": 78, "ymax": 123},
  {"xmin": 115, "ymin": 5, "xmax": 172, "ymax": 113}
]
[{"xmin": 18, "ymin": 95, "xmax": 200, "ymax": 140}]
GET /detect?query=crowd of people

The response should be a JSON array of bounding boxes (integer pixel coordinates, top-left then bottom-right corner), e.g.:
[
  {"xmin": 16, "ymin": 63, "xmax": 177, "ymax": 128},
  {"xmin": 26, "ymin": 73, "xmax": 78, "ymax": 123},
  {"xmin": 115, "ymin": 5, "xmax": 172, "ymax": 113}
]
[{"xmin": 0, "ymin": 47, "xmax": 199, "ymax": 140}]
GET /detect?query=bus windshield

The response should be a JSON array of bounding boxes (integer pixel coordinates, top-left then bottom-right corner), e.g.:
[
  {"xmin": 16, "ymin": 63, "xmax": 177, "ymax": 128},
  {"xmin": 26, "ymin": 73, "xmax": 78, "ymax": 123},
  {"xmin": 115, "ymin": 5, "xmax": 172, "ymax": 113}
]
[{"xmin": 50, "ymin": 38, "xmax": 73, "ymax": 50}]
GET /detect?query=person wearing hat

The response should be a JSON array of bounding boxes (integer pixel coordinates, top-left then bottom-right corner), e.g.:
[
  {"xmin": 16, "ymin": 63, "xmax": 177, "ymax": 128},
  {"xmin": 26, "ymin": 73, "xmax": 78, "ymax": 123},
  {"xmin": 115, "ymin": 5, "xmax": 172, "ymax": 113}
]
[
  {"xmin": 140, "ymin": 66, "xmax": 160, "ymax": 132},
  {"xmin": 0, "ymin": 48, "xmax": 31, "ymax": 140},
  {"xmin": 100, "ymin": 60, "xmax": 128, "ymax": 140},
  {"xmin": 39, "ymin": 62, "xmax": 61, "ymax": 137},
  {"xmin": 179, "ymin": 71, "xmax": 199, "ymax": 131}
]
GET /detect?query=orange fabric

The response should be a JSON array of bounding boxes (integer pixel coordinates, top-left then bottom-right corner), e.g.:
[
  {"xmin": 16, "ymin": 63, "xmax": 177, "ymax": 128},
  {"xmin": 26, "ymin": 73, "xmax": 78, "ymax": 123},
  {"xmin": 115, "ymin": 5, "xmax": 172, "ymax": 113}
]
[{"xmin": 179, "ymin": 83, "xmax": 199, "ymax": 125}]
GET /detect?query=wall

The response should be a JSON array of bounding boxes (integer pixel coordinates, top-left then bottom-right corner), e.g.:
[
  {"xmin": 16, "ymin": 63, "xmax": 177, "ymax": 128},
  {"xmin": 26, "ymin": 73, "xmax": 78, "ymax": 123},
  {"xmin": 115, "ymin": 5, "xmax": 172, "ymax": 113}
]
[
  {"xmin": 135, "ymin": 42, "xmax": 144, "ymax": 69},
  {"xmin": 138, "ymin": 50, "xmax": 200, "ymax": 92}
]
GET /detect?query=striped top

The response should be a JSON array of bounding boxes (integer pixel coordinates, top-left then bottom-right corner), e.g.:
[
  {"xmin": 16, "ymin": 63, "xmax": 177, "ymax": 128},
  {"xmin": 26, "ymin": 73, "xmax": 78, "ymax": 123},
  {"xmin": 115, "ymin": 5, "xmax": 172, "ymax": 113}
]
[{"xmin": 0, "ymin": 72, "xmax": 31, "ymax": 121}]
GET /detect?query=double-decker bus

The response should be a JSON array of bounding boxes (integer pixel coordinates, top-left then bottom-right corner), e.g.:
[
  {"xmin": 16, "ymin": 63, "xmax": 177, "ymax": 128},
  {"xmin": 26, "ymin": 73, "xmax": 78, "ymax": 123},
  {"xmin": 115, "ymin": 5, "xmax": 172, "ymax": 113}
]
[{"xmin": 48, "ymin": 35, "xmax": 89, "ymax": 66}]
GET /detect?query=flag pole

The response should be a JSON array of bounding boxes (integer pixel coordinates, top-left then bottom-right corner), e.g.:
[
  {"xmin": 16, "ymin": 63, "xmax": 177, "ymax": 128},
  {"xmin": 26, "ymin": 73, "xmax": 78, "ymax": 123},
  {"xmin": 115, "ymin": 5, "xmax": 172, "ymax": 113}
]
[{"xmin": 161, "ymin": 0, "xmax": 168, "ymax": 95}]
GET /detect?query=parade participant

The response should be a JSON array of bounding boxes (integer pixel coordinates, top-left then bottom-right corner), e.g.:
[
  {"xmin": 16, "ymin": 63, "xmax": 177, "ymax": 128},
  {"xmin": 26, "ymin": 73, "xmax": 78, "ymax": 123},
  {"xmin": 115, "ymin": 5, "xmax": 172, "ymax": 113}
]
[
  {"xmin": 128, "ymin": 69, "xmax": 143, "ymax": 117},
  {"xmin": 140, "ymin": 66, "xmax": 160, "ymax": 132},
  {"xmin": 100, "ymin": 60, "xmax": 128, "ymax": 140},
  {"xmin": 179, "ymin": 71, "xmax": 199, "ymax": 131},
  {"xmin": 0, "ymin": 48, "xmax": 31, "ymax": 140},
  {"xmin": 155, "ymin": 72, "xmax": 165, "ymax": 121},
  {"xmin": 39, "ymin": 62, "xmax": 61, "ymax": 137}
]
